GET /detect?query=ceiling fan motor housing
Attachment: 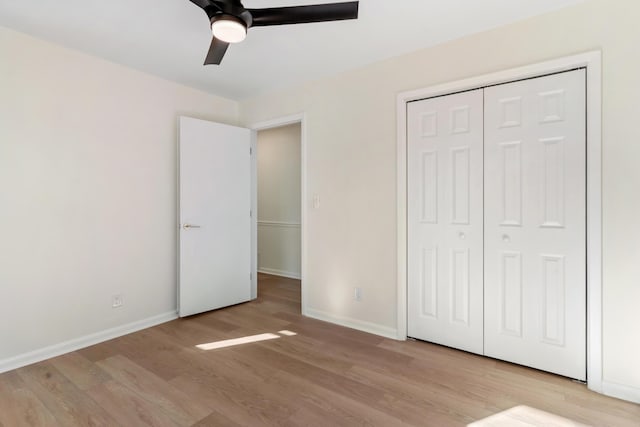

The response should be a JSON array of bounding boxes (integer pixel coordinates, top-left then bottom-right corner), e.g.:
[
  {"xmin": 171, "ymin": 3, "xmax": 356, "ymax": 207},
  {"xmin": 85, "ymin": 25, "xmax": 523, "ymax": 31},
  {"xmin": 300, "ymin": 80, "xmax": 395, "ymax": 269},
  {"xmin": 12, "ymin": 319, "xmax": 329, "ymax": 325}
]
[
  {"xmin": 210, "ymin": 14, "xmax": 250, "ymax": 30},
  {"xmin": 205, "ymin": 0, "xmax": 253, "ymax": 27}
]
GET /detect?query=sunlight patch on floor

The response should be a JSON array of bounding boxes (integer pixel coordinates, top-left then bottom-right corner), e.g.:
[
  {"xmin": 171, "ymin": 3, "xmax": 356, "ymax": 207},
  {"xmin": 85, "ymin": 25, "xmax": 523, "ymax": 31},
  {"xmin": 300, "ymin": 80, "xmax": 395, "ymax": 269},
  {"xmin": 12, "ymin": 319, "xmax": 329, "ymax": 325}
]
[
  {"xmin": 196, "ymin": 330, "xmax": 297, "ymax": 350},
  {"xmin": 469, "ymin": 405, "xmax": 591, "ymax": 426},
  {"xmin": 196, "ymin": 333, "xmax": 280, "ymax": 350}
]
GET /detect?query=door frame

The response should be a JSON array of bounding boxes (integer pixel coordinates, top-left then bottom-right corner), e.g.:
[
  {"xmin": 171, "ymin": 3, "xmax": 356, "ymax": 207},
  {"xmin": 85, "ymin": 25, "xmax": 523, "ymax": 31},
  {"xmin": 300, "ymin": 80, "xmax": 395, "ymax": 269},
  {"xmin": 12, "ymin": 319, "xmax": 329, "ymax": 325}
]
[
  {"xmin": 249, "ymin": 113, "xmax": 308, "ymax": 314},
  {"xmin": 396, "ymin": 51, "xmax": 602, "ymax": 392}
]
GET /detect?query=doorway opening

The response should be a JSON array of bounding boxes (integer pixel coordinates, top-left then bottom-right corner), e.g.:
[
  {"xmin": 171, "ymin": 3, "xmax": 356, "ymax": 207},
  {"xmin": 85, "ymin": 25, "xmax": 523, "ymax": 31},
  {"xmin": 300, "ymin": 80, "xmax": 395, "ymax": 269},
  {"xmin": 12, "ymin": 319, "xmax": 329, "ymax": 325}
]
[{"xmin": 251, "ymin": 114, "xmax": 306, "ymax": 314}]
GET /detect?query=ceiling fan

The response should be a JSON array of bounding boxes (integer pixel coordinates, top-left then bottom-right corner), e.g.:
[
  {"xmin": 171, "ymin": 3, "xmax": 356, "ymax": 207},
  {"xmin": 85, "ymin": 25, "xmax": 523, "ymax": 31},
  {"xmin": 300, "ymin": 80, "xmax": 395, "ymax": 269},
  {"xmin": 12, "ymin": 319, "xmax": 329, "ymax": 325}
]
[{"xmin": 188, "ymin": 0, "xmax": 359, "ymax": 65}]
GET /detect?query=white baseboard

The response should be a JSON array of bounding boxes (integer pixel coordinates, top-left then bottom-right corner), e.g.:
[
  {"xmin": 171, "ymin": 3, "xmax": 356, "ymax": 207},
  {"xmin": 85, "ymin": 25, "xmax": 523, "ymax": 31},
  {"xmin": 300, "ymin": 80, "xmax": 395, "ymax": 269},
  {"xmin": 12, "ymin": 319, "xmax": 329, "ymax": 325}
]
[
  {"xmin": 602, "ymin": 380, "xmax": 640, "ymax": 404},
  {"xmin": 258, "ymin": 268, "xmax": 301, "ymax": 280},
  {"xmin": 304, "ymin": 308, "xmax": 398, "ymax": 340},
  {"xmin": 0, "ymin": 311, "xmax": 178, "ymax": 374}
]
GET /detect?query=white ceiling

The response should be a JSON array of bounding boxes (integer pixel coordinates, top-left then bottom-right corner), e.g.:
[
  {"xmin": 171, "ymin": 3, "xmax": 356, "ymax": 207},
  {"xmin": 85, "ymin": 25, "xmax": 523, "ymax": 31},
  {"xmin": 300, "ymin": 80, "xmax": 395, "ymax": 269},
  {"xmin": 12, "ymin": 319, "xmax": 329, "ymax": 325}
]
[{"xmin": 0, "ymin": 0, "xmax": 583, "ymax": 100}]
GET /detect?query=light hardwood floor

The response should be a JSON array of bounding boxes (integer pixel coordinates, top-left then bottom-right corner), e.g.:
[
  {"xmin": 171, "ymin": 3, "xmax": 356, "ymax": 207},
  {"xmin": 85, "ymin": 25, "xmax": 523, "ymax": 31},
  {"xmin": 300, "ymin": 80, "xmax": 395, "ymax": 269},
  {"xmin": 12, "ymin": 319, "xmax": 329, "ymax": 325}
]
[{"xmin": 1, "ymin": 273, "xmax": 638, "ymax": 426}]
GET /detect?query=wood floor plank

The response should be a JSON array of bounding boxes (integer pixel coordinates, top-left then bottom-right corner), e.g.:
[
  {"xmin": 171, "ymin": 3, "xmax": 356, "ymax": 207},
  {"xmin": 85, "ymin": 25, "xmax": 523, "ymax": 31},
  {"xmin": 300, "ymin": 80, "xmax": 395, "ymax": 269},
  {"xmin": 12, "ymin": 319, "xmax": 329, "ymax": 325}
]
[
  {"xmin": 265, "ymin": 370, "xmax": 406, "ymax": 427},
  {"xmin": 96, "ymin": 355, "xmax": 211, "ymax": 425},
  {"xmin": 101, "ymin": 327, "xmax": 201, "ymax": 381},
  {"xmin": 190, "ymin": 410, "xmax": 243, "ymax": 427},
  {"xmin": 251, "ymin": 297, "xmax": 301, "ymax": 315},
  {"xmin": 49, "ymin": 352, "xmax": 111, "ymax": 391},
  {"xmin": 169, "ymin": 366, "xmax": 296, "ymax": 426},
  {"xmin": 188, "ymin": 312, "xmax": 243, "ymax": 334},
  {"xmin": 0, "ymin": 371, "xmax": 58, "ymax": 427},
  {"xmin": 211, "ymin": 307, "xmax": 293, "ymax": 334},
  {"xmin": 346, "ymin": 363, "xmax": 499, "ymax": 425},
  {"xmin": 87, "ymin": 380, "xmax": 180, "ymax": 427},
  {"xmin": 272, "ymin": 311, "xmax": 385, "ymax": 347},
  {"xmin": 167, "ymin": 340, "xmax": 307, "ymax": 426},
  {"xmin": 253, "ymin": 332, "xmax": 355, "ymax": 375},
  {"xmin": 154, "ymin": 316, "xmax": 237, "ymax": 348},
  {"xmin": 76, "ymin": 337, "xmax": 122, "ymax": 363},
  {"xmin": 228, "ymin": 343, "xmax": 389, "ymax": 410},
  {"xmin": 16, "ymin": 362, "xmax": 119, "ymax": 426}
]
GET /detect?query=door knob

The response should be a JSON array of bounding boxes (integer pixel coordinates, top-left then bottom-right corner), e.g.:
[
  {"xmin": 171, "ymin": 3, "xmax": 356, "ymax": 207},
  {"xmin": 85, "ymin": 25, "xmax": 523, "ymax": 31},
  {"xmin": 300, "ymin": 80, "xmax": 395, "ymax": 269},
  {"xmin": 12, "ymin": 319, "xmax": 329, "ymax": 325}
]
[
  {"xmin": 502, "ymin": 234, "xmax": 510, "ymax": 242},
  {"xmin": 183, "ymin": 224, "xmax": 202, "ymax": 229},
  {"xmin": 458, "ymin": 232, "xmax": 466, "ymax": 240}
]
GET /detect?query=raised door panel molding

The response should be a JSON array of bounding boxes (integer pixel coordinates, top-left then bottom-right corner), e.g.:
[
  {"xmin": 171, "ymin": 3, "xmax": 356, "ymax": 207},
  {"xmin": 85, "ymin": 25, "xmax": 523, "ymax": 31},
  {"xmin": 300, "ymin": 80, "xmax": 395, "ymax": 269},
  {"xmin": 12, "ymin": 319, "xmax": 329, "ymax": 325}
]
[
  {"xmin": 420, "ymin": 111, "xmax": 438, "ymax": 137},
  {"xmin": 539, "ymin": 89, "xmax": 566, "ymax": 124},
  {"xmin": 500, "ymin": 141, "xmax": 522, "ymax": 226},
  {"xmin": 541, "ymin": 254, "xmax": 566, "ymax": 347},
  {"xmin": 420, "ymin": 247, "xmax": 438, "ymax": 318},
  {"xmin": 540, "ymin": 137, "xmax": 566, "ymax": 228},
  {"xmin": 450, "ymin": 105, "xmax": 471, "ymax": 134},
  {"xmin": 500, "ymin": 251, "xmax": 523, "ymax": 338},
  {"xmin": 451, "ymin": 146, "xmax": 471, "ymax": 225},
  {"xmin": 498, "ymin": 96, "xmax": 522, "ymax": 128},
  {"xmin": 420, "ymin": 151, "xmax": 438, "ymax": 223},
  {"xmin": 450, "ymin": 248, "xmax": 470, "ymax": 326}
]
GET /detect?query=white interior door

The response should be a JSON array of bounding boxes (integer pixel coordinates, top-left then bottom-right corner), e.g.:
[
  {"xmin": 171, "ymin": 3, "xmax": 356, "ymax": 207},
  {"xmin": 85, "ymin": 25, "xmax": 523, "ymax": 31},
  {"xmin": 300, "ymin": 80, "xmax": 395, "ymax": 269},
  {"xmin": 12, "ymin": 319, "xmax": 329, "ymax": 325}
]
[
  {"xmin": 407, "ymin": 89, "xmax": 484, "ymax": 354},
  {"xmin": 483, "ymin": 70, "xmax": 586, "ymax": 380},
  {"xmin": 178, "ymin": 116, "xmax": 253, "ymax": 317}
]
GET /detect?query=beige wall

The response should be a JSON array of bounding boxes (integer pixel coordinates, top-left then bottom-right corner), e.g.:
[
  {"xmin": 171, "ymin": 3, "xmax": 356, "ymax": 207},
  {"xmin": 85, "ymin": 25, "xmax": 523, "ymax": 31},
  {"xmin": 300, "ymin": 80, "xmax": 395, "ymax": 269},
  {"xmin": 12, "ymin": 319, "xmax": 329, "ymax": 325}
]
[
  {"xmin": 240, "ymin": 0, "xmax": 640, "ymax": 399},
  {"xmin": 0, "ymin": 26, "xmax": 238, "ymax": 364},
  {"xmin": 257, "ymin": 124, "xmax": 302, "ymax": 278}
]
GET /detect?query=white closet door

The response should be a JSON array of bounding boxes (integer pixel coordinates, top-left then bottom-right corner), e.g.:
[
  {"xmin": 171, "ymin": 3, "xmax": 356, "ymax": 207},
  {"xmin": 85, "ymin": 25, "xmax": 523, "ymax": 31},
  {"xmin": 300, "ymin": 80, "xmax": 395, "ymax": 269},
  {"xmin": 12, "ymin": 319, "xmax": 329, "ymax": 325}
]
[
  {"xmin": 407, "ymin": 89, "xmax": 484, "ymax": 354},
  {"xmin": 484, "ymin": 70, "xmax": 586, "ymax": 380}
]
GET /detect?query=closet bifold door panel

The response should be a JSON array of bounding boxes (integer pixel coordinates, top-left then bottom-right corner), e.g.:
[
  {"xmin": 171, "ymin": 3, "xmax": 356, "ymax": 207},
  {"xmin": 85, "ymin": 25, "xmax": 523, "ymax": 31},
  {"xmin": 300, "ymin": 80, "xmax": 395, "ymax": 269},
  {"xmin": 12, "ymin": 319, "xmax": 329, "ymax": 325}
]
[
  {"xmin": 407, "ymin": 89, "xmax": 484, "ymax": 355},
  {"xmin": 483, "ymin": 69, "xmax": 587, "ymax": 380}
]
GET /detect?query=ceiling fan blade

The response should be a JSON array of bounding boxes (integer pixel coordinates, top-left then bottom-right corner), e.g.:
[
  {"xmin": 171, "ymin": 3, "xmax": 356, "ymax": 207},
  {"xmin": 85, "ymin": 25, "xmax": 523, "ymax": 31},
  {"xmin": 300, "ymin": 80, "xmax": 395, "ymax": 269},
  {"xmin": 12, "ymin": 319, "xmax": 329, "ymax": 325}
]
[
  {"xmin": 189, "ymin": 0, "xmax": 223, "ymax": 16},
  {"xmin": 189, "ymin": 0, "xmax": 215, "ymax": 10},
  {"xmin": 248, "ymin": 1, "xmax": 358, "ymax": 27},
  {"xmin": 189, "ymin": 0, "xmax": 208, "ymax": 8},
  {"xmin": 204, "ymin": 37, "xmax": 229, "ymax": 65}
]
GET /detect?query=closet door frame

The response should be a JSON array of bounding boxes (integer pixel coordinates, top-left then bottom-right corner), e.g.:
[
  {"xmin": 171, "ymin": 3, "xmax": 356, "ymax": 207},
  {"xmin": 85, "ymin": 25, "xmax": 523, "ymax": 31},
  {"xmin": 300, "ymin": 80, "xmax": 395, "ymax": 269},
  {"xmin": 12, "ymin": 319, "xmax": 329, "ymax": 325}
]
[{"xmin": 396, "ymin": 51, "xmax": 602, "ymax": 392}]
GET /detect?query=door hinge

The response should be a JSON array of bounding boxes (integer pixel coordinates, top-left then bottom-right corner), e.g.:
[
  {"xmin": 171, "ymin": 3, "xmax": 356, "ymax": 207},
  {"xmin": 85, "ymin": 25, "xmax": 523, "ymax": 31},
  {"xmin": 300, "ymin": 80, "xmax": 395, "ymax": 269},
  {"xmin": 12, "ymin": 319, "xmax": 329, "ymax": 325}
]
[
  {"xmin": 250, "ymin": 147, "xmax": 252, "ymax": 155},
  {"xmin": 250, "ymin": 209, "xmax": 252, "ymax": 217},
  {"xmin": 250, "ymin": 272, "xmax": 252, "ymax": 280}
]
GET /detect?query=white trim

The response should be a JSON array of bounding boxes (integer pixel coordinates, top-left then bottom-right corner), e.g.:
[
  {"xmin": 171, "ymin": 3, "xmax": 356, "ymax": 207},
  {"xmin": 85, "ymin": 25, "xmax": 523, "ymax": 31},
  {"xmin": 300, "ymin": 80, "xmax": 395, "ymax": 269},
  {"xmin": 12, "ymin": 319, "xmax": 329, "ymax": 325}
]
[
  {"xmin": 602, "ymin": 381, "xmax": 640, "ymax": 404},
  {"xmin": 250, "ymin": 113, "xmax": 306, "ymax": 130},
  {"xmin": 257, "ymin": 220, "xmax": 301, "ymax": 228},
  {"xmin": 305, "ymin": 308, "xmax": 398, "ymax": 340},
  {"xmin": 176, "ymin": 118, "xmax": 182, "ymax": 312},
  {"xmin": 396, "ymin": 95, "xmax": 408, "ymax": 340},
  {"xmin": 250, "ymin": 131, "xmax": 258, "ymax": 299},
  {"xmin": 0, "ymin": 311, "xmax": 178, "ymax": 374},
  {"xmin": 258, "ymin": 268, "xmax": 301, "ymax": 280},
  {"xmin": 249, "ymin": 113, "xmax": 308, "ymax": 316},
  {"xmin": 584, "ymin": 55, "xmax": 603, "ymax": 395},
  {"xmin": 396, "ymin": 51, "xmax": 603, "ymax": 392}
]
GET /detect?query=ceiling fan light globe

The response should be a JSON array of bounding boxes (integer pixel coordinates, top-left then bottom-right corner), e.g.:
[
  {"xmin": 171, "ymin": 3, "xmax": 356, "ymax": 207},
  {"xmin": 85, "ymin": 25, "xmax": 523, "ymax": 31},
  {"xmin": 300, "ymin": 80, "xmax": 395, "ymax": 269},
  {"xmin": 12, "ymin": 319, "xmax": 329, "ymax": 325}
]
[{"xmin": 211, "ymin": 19, "xmax": 247, "ymax": 43}]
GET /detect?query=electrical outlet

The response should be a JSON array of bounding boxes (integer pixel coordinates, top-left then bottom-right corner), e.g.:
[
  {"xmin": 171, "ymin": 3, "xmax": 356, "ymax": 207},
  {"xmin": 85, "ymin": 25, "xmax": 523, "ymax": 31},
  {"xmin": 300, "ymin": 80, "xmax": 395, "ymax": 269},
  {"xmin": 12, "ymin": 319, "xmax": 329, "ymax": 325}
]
[
  {"xmin": 354, "ymin": 287, "xmax": 362, "ymax": 302},
  {"xmin": 112, "ymin": 294, "xmax": 123, "ymax": 308}
]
